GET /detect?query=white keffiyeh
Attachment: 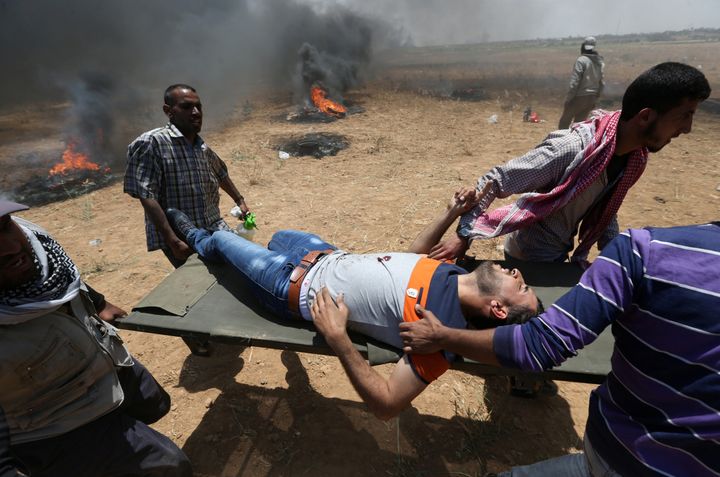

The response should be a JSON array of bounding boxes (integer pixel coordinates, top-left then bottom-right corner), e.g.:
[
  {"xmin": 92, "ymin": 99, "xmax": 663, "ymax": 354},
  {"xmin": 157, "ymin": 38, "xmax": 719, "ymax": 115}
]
[{"xmin": 0, "ymin": 218, "xmax": 81, "ymax": 324}]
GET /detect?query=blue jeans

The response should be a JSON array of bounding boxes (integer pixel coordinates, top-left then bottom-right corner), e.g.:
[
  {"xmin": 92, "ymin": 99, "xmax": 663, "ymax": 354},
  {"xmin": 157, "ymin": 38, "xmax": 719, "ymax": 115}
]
[
  {"xmin": 186, "ymin": 229, "xmax": 337, "ymax": 319},
  {"xmin": 497, "ymin": 434, "xmax": 620, "ymax": 477}
]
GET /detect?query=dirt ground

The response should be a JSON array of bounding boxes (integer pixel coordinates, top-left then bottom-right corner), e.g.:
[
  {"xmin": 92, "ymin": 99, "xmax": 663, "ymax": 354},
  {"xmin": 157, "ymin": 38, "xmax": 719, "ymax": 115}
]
[{"xmin": 4, "ymin": 39, "xmax": 720, "ymax": 476}]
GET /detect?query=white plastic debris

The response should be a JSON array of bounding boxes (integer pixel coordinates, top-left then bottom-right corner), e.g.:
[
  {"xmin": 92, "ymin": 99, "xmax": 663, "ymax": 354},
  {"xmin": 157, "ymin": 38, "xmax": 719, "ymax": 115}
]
[
  {"xmin": 278, "ymin": 151, "xmax": 290, "ymax": 160},
  {"xmin": 487, "ymin": 114, "xmax": 498, "ymax": 124},
  {"xmin": 88, "ymin": 239, "xmax": 102, "ymax": 246},
  {"xmin": 230, "ymin": 205, "xmax": 244, "ymax": 218}
]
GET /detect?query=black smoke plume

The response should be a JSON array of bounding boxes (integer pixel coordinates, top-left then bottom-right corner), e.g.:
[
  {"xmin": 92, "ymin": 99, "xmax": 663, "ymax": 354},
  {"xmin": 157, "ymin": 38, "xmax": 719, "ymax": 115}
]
[{"xmin": 0, "ymin": 0, "xmax": 405, "ymax": 179}]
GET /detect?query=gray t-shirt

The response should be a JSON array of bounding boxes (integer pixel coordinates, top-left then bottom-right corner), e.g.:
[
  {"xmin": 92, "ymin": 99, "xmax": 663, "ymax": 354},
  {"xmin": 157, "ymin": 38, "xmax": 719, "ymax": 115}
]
[{"xmin": 299, "ymin": 251, "xmax": 422, "ymax": 348}]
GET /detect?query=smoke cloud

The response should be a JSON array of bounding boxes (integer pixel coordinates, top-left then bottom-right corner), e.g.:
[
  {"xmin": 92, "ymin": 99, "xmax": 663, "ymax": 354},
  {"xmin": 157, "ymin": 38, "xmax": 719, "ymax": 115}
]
[
  {"xmin": 2, "ymin": 0, "xmax": 715, "ymax": 173},
  {"xmin": 326, "ymin": 0, "xmax": 720, "ymax": 45},
  {"xmin": 0, "ymin": 0, "xmax": 405, "ymax": 169}
]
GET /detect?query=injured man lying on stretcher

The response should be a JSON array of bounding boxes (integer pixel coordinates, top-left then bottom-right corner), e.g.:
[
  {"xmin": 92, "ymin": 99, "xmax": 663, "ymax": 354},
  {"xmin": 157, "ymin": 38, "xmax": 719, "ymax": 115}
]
[{"xmin": 165, "ymin": 187, "xmax": 541, "ymax": 420}]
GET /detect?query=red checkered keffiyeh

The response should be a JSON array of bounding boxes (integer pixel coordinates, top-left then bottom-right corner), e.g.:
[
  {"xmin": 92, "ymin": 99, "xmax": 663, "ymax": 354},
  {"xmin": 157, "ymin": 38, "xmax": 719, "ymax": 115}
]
[{"xmin": 469, "ymin": 110, "xmax": 648, "ymax": 260}]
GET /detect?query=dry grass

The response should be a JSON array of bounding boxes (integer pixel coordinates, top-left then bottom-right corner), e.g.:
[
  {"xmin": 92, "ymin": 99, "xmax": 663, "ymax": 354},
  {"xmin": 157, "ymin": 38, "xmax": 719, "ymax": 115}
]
[{"xmin": 4, "ymin": 38, "xmax": 720, "ymax": 476}]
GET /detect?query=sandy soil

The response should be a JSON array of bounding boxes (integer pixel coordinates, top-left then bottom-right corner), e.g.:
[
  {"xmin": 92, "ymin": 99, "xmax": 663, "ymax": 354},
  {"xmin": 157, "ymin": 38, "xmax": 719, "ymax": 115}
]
[{"xmin": 5, "ymin": 40, "xmax": 720, "ymax": 476}]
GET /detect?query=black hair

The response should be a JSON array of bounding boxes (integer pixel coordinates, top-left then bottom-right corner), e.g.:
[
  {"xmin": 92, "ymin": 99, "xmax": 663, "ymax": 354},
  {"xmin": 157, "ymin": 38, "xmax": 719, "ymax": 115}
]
[
  {"xmin": 466, "ymin": 296, "xmax": 544, "ymax": 330},
  {"xmin": 620, "ymin": 62, "xmax": 710, "ymax": 120},
  {"xmin": 164, "ymin": 84, "xmax": 197, "ymax": 106},
  {"xmin": 506, "ymin": 296, "xmax": 545, "ymax": 325},
  {"xmin": 458, "ymin": 257, "xmax": 546, "ymax": 327}
]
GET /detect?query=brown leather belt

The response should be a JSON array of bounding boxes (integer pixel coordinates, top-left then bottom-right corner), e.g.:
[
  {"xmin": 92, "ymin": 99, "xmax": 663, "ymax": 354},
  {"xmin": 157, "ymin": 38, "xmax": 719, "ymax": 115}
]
[{"xmin": 287, "ymin": 249, "xmax": 334, "ymax": 317}]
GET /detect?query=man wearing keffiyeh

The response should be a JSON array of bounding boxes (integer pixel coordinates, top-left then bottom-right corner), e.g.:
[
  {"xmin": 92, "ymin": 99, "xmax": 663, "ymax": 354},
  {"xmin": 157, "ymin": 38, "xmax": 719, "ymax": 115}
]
[
  {"xmin": 0, "ymin": 201, "xmax": 191, "ymax": 477},
  {"xmin": 430, "ymin": 62, "xmax": 710, "ymax": 267}
]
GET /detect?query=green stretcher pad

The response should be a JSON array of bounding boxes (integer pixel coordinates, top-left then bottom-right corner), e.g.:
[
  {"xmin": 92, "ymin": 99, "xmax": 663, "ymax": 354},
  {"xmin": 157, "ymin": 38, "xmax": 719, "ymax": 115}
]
[{"xmin": 116, "ymin": 255, "xmax": 612, "ymax": 384}]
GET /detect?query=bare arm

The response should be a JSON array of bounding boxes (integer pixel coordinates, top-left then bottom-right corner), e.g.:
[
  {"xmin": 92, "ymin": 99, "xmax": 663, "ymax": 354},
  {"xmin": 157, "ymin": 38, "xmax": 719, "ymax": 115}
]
[
  {"xmin": 311, "ymin": 288, "xmax": 427, "ymax": 420},
  {"xmin": 85, "ymin": 284, "xmax": 128, "ymax": 322},
  {"xmin": 139, "ymin": 198, "xmax": 192, "ymax": 260},
  {"xmin": 399, "ymin": 305, "xmax": 500, "ymax": 366},
  {"xmin": 408, "ymin": 186, "xmax": 479, "ymax": 254},
  {"xmin": 97, "ymin": 300, "xmax": 128, "ymax": 322},
  {"xmin": 426, "ymin": 183, "xmax": 491, "ymax": 260},
  {"xmin": 219, "ymin": 176, "xmax": 249, "ymax": 217}
]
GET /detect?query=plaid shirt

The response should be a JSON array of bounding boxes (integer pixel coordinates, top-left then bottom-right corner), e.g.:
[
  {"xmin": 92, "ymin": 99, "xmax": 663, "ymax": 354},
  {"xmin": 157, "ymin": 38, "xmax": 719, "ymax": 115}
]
[
  {"xmin": 458, "ymin": 125, "xmax": 621, "ymax": 261},
  {"xmin": 124, "ymin": 123, "xmax": 231, "ymax": 251}
]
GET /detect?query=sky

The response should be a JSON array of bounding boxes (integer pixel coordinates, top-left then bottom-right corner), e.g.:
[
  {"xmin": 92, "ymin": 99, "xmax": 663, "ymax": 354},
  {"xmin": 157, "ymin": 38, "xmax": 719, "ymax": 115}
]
[{"xmin": 316, "ymin": 0, "xmax": 720, "ymax": 45}]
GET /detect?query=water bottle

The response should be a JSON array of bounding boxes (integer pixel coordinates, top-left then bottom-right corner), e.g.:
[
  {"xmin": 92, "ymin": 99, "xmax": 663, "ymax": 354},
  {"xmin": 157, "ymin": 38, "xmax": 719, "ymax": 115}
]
[{"xmin": 235, "ymin": 212, "xmax": 258, "ymax": 241}]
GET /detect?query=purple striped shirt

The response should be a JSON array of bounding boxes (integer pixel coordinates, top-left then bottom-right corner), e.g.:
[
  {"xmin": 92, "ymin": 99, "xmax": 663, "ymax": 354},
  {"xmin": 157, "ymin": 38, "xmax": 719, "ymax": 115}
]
[{"xmin": 494, "ymin": 223, "xmax": 720, "ymax": 476}]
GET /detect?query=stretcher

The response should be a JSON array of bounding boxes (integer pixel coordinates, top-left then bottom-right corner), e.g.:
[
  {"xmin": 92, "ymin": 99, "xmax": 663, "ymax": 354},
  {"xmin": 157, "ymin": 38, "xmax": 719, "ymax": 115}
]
[{"xmin": 116, "ymin": 255, "xmax": 613, "ymax": 384}]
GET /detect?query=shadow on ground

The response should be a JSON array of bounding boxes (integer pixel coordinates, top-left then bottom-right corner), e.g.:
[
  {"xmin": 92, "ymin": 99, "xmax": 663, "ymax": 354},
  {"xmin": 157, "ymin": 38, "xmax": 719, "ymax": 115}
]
[{"xmin": 178, "ymin": 345, "xmax": 581, "ymax": 477}]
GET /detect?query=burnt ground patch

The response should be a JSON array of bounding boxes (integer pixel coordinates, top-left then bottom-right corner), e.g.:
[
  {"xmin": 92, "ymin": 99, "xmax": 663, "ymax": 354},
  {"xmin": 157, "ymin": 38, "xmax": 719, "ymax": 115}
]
[{"xmin": 276, "ymin": 133, "xmax": 349, "ymax": 159}]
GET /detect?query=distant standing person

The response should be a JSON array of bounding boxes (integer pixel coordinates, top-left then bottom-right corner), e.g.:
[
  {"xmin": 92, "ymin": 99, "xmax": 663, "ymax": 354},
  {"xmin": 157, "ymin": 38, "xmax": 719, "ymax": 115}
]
[
  {"xmin": 124, "ymin": 84, "xmax": 250, "ymax": 355},
  {"xmin": 558, "ymin": 36, "xmax": 605, "ymax": 129}
]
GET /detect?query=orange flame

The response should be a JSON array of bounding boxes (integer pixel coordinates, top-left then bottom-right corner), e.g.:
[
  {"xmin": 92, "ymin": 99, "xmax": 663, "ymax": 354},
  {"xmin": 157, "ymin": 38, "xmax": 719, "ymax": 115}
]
[
  {"xmin": 310, "ymin": 86, "xmax": 346, "ymax": 117},
  {"xmin": 49, "ymin": 141, "xmax": 101, "ymax": 176}
]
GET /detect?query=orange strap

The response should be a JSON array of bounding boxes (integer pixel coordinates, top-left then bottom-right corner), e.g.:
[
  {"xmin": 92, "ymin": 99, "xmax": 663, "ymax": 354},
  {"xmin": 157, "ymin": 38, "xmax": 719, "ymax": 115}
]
[{"xmin": 403, "ymin": 257, "xmax": 450, "ymax": 383}]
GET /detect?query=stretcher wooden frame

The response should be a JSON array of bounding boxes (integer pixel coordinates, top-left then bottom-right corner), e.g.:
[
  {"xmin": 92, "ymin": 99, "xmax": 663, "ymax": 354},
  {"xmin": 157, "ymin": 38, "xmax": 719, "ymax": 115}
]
[{"xmin": 116, "ymin": 255, "xmax": 612, "ymax": 384}]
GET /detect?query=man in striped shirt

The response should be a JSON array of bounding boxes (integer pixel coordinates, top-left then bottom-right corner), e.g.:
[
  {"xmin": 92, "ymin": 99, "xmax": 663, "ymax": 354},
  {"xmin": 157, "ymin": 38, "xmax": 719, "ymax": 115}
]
[
  {"xmin": 399, "ymin": 222, "xmax": 720, "ymax": 476},
  {"xmin": 124, "ymin": 84, "xmax": 250, "ymax": 269}
]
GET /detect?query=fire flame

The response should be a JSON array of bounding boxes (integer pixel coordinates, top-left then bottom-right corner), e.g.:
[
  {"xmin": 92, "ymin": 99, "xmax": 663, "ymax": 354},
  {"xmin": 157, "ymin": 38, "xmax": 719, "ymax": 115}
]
[
  {"xmin": 49, "ymin": 141, "xmax": 101, "ymax": 176},
  {"xmin": 310, "ymin": 86, "xmax": 346, "ymax": 117}
]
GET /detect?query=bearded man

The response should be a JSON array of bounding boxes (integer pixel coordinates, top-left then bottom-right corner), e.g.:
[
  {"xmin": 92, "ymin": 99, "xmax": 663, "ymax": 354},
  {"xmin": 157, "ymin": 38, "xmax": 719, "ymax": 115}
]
[
  {"xmin": 431, "ymin": 62, "xmax": 710, "ymax": 267},
  {"xmin": 0, "ymin": 201, "xmax": 191, "ymax": 476}
]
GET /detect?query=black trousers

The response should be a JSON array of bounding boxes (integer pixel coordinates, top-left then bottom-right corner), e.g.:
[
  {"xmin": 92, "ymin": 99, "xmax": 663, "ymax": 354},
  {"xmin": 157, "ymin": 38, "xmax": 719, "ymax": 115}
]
[{"xmin": 11, "ymin": 359, "xmax": 192, "ymax": 477}]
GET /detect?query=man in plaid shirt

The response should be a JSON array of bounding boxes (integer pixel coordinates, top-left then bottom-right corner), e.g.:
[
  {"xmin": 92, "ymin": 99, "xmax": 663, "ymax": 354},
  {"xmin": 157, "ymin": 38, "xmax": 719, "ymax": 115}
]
[
  {"xmin": 124, "ymin": 84, "xmax": 250, "ymax": 269},
  {"xmin": 125, "ymin": 84, "xmax": 250, "ymax": 356},
  {"xmin": 430, "ymin": 63, "xmax": 710, "ymax": 267}
]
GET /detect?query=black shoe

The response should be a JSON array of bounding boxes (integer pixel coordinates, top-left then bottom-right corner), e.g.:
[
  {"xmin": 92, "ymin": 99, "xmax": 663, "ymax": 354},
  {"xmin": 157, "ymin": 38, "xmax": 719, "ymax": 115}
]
[
  {"xmin": 182, "ymin": 336, "xmax": 214, "ymax": 357},
  {"xmin": 510, "ymin": 376, "xmax": 559, "ymax": 398},
  {"xmin": 166, "ymin": 208, "xmax": 195, "ymax": 244}
]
